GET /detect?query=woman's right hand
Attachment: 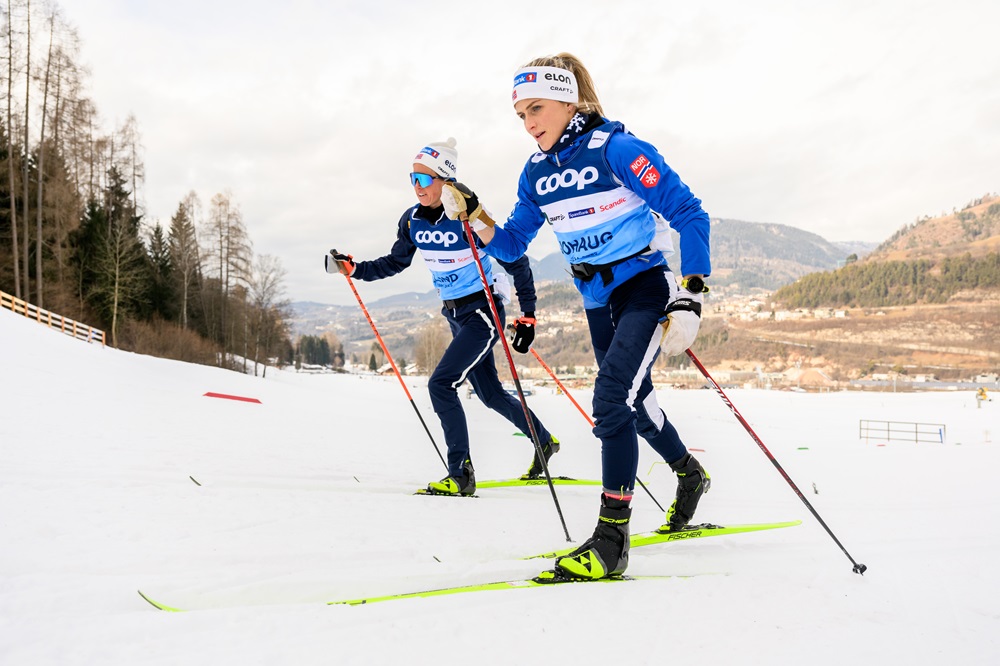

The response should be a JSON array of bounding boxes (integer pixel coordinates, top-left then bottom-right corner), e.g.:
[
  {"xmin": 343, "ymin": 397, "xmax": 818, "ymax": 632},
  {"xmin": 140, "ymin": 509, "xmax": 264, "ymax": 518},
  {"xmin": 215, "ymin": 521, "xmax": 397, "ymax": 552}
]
[
  {"xmin": 325, "ymin": 249, "xmax": 356, "ymax": 276},
  {"xmin": 442, "ymin": 183, "xmax": 496, "ymax": 242}
]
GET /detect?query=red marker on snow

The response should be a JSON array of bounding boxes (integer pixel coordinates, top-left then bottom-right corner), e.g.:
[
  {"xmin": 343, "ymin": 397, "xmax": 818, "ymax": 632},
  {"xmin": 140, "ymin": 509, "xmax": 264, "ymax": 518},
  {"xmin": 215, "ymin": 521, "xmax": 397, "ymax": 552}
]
[{"xmin": 203, "ymin": 392, "xmax": 261, "ymax": 404}]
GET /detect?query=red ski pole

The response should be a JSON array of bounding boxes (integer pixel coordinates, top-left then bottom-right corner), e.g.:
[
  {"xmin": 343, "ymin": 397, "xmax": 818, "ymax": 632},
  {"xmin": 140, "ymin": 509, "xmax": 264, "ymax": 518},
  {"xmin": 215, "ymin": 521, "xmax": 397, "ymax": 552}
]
[
  {"xmin": 685, "ymin": 349, "xmax": 867, "ymax": 574},
  {"xmin": 456, "ymin": 211, "xmax": 571, "ymax": 542}
]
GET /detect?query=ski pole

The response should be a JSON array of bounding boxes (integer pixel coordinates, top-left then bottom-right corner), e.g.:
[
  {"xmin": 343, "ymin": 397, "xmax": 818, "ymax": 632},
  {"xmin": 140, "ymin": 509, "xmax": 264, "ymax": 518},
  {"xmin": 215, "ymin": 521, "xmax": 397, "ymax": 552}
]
[
  {"xmin": 685, "ymin": 349, "xmax": 868, "ymax": 575},
  {"xmin": 526, "ymin": 344, "xmax": 666, "ymax": 513},
  {"xmin": 331, "ymin": 253, "xmax": 448, "ymax": 471},
  {"xmin": 457, "ymin": 214, "xmax": 572, "ymax": 542}
]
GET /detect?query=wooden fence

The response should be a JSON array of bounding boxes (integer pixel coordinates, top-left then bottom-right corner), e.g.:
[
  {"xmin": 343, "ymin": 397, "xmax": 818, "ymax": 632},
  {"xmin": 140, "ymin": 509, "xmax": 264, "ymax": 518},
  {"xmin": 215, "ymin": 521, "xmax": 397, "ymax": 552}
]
[{"xmin": 1, "ymin": 289, "xmax": 106, "ymax": 346}]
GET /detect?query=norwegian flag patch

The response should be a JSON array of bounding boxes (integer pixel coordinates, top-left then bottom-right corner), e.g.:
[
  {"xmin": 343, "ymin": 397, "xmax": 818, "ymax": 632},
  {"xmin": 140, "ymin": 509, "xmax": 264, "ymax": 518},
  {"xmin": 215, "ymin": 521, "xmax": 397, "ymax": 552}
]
[
  {"xmin": 630, "ymin": 154, "xmax": 659, "ymax": 188},
  {"xmin": 629, "ymin": 154, "xmax": 649, "ymax": 176}
]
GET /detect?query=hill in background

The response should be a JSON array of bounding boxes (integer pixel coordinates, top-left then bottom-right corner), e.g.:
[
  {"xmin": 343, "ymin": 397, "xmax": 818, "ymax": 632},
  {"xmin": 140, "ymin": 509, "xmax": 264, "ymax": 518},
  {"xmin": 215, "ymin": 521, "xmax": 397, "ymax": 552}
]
[
  {"xmin": 290, "ymin": 197, "xmax": 999, "ymax": 385},
  {"xmin": 687, "ymin": 219, "xmax": 875, "ymax": 292},
  {"xmin": 871, "ymin": 194, "xmax": 1000, "ymax": 262},
  {"xmin": 725, "ymin": 194, "xmax": 1000, "ymax": 384}
]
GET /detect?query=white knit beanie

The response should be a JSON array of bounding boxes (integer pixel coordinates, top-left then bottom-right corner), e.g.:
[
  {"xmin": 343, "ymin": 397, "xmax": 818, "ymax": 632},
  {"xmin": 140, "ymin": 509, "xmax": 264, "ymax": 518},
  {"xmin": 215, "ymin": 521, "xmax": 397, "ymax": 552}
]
[{"xmin": 413, "ymin": 137, "xmax": 458, "ymax": 180}]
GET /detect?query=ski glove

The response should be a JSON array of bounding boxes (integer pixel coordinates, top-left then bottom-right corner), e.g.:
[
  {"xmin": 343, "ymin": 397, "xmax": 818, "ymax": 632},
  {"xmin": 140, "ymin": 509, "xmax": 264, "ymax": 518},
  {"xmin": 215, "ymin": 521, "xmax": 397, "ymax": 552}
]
[
  {"xmin": 659, "ymin": 283, "xmax": 704, "ymax": 357},
  {"xmin": 325, "ymin": 249, "xmax": 356, "ymax": 276},
  {"xmin": 441, "ymin": 182, "xmax": 493, "ymax": 231},
  {"xmin": 509, "ymin": 314, "xmax": 536, "ymax": 354}
]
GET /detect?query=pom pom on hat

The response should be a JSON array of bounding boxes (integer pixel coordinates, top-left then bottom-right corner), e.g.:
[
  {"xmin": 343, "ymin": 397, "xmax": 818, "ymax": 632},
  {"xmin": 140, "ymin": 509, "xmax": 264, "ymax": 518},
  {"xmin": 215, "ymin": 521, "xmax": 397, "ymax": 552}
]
[{"xmin": 413, "ymin": 137, "xmax": 458, "ymax": 180}]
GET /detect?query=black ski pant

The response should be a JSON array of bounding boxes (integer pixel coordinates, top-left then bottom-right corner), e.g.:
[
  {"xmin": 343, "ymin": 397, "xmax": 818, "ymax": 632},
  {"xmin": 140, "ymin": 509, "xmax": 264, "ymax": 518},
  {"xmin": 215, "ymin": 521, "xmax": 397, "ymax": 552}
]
[{"xmin": 428, "ymin": 295, "xmax": 553, "ymax": 478}]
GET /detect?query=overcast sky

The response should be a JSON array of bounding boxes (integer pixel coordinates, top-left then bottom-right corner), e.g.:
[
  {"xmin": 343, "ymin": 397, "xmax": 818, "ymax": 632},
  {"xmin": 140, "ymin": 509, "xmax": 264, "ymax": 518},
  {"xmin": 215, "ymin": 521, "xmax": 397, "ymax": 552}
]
[{"xmin": 63, "ymin": 0, "xmax": 1000, "ymax": 305}]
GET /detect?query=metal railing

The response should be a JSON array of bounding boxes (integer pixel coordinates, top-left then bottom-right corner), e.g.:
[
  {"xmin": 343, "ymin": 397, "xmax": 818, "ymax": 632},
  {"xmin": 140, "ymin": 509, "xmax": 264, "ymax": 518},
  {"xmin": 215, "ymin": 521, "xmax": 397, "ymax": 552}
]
[{"xmin": 859, "ymin": 419, "xmax": 946, "ymax": 444}]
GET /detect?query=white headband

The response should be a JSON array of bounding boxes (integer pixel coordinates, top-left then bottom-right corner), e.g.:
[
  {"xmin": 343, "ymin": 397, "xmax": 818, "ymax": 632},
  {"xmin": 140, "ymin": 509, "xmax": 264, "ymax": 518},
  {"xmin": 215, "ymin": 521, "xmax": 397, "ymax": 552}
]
[{"xmin": 511, "ymin": 66, "xmax": 578, "ymax": 105}]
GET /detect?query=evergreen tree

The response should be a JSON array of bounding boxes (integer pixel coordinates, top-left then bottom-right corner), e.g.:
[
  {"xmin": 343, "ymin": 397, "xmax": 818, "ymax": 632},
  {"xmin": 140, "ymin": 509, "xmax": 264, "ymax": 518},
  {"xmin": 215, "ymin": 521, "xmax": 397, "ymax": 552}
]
[
  {"xmin": 147, "ymin": 222, "xmax": 173, "ymax": 320},
  {"xmin": 71, "ymin": 167, "xmax": 150, "ymax": 346}
]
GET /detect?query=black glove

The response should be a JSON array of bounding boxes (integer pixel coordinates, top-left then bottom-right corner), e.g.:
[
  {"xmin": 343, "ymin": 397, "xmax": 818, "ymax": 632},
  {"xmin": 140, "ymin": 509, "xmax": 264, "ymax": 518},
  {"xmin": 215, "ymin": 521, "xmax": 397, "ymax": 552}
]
[
  {"xmin": 325, "ymin": 249, "xmax": 355, "ymax": 276},
  {"xmin": 509, "ymin": 313, "xmax": 536, "ymax": 354}
]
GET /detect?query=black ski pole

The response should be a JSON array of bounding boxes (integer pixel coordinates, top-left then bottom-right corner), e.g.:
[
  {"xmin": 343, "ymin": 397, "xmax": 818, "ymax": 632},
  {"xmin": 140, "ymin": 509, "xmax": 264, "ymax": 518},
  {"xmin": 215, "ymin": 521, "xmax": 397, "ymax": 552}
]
[
  {"xmin": 457, "ymin": 213, "xmax": 572, "ymax": 542},
  {"xmin": 686, "ymin": 349, "xmax": 868, "ymax": 575},
  {"xmin": 526, "ymin": 342, "xmax": 666, "ymax": 513},
  {"xmin": 330, "ymin": 253, "xmax": 448, "ymax": 471}
]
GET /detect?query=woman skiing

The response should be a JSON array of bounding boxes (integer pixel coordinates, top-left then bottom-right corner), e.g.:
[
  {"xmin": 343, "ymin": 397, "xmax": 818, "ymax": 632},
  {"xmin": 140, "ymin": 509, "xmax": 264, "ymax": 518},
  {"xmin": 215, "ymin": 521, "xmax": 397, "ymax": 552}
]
[
  {"xmin": 440, "ymin": 53, "xmax": 712, "ymax": 579},
  {"xmin": 327, "ymin": 138, "xmax": 559, "ymax": 496}
]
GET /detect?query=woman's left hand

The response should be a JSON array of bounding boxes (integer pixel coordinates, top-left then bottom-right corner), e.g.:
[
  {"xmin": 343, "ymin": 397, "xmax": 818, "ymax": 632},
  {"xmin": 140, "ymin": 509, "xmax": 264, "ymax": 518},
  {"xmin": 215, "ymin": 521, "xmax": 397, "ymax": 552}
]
[{"xmin": 659, "ymin": 287, "xmax": 703, "ymax": 356}]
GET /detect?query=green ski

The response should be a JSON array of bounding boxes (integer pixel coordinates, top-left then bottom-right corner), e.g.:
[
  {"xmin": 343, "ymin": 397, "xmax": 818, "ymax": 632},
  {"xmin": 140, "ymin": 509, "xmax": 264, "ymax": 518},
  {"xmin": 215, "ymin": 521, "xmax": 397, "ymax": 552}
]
[
  {"xmin": 524, "ymin": 520, "xmax": 802, "ymax": 559},
  {"xmin": 137, "ymin": 575, "xmax": 690, "ymax": 612},
  {"xmin": 414, "ymin": 477, "xmax": 599, "ymax": 497},
  {"xmin": 137, "ymin": 590, "xmax": 183, "ymax": 612},
  {"xmin": 137, "ymin": 521, "xmax": 800, "ymax": 612},
  {"xmin": 329, "ymin": 574, "xmax": 682, "ymax": 606},
  {"xmin": 477, "ymin": 477, "xmax": 600, "ymax": 489}
]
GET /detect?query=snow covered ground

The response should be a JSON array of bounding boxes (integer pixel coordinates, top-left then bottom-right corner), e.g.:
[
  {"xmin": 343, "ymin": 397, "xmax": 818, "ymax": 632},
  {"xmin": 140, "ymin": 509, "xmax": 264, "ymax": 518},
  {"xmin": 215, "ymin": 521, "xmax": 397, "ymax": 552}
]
[{"xmin": 1, "ymin": 307, "xmax": 997, "ymax": 665}]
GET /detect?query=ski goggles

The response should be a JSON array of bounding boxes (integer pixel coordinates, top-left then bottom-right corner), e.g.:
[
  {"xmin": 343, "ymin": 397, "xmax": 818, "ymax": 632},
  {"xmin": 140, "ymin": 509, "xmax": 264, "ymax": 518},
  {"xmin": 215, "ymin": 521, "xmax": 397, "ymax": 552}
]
[{"xmin": 409, "ymin": 172, "xmax": 442, "ymax": 188}]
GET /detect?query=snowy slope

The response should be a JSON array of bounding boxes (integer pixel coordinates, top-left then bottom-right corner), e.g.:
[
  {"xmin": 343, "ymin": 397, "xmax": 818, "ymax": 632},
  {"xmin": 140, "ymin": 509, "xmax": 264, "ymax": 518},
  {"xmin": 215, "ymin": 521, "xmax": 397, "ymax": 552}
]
[{"xmin": 1, "ymin": 308, "xmax": 997, "ymax": 665}]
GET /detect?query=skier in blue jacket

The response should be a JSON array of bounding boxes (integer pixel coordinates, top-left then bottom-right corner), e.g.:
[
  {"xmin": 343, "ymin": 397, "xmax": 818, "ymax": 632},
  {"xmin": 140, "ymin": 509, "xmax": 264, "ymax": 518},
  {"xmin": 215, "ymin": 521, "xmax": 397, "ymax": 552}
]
[
  {"xmin": 440, "ymin": 53, "xmax": 712, "ymax": 580},
  {"xmin": 327, "ymin": 138, "xmax": 559, "ymax": 496}
]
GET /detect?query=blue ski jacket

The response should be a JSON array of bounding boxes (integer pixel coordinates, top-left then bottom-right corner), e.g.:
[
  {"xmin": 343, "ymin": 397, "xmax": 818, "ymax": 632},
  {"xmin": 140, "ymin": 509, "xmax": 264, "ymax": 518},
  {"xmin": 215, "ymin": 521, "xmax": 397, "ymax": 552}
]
[
  {"xmin": 352, "ymin": 204, "xmax": 538, "ymax": 314},
  {"xmin": 484, "ymin": 119, "xmax": 710, "ymax": 308}
]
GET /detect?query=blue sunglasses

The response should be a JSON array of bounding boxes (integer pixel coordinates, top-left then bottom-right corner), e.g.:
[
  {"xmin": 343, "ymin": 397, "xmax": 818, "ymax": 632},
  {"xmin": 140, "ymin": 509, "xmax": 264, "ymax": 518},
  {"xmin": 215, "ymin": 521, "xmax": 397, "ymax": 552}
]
[{"xmin": 410, "ymin": 172, "xmax": 443, "ymax": 188}]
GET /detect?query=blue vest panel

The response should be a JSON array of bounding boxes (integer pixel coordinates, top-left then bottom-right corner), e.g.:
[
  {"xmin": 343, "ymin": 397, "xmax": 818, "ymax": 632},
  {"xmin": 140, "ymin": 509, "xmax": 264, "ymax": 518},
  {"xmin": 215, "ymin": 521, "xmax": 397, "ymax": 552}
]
[
  {"xmin": 408, "ymin": 209, "xmax": 493, "ymax": 300},
  {"xmin": 526, "ymin": 125, "xmax": 657, "ymax": 267}
]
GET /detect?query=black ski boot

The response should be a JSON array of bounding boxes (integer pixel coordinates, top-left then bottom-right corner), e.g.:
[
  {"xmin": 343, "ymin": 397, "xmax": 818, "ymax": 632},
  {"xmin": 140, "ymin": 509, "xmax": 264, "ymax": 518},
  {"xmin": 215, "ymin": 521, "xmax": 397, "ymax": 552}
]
[
  {"xmin": 553, "ymin": 495, "xmax": 631, "ymax": 580},
  {"xmin": 657, "ymin": 453, "xmax": 710, "ymax": 533},
  {"xmin": 427, "ymin": 459, "xmax": 476, "ymax": 496},
  {"xmin": 521, "ymin": 435, "xmax": 561, "ymax": 479}
]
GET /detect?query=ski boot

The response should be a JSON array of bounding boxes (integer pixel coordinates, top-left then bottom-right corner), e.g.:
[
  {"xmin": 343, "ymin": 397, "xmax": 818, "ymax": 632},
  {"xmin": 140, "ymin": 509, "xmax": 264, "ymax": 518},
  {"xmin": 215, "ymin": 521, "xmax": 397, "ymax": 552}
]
[
  {"xmin": 426, "ymin": 459, "xmax": 476, "ymax": 496},
  {"xmin": 521, "ymin": 435, "xmax": 561, "ymax": 480},
  {"xmin": 549, "ymin": 494, "xmax": 631, "ymax": 581},
  {"xmin": 657, "ymin": 453, "xmax": 710, "ymax": 533}
]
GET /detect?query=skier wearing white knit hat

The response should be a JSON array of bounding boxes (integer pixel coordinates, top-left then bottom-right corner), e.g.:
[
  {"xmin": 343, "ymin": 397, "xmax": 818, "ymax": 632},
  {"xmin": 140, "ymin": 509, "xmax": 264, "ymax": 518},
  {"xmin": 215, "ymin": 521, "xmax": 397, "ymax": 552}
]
[{"xmin": 326, "ymin": 137, "xmax": 560, "ymax": 495}]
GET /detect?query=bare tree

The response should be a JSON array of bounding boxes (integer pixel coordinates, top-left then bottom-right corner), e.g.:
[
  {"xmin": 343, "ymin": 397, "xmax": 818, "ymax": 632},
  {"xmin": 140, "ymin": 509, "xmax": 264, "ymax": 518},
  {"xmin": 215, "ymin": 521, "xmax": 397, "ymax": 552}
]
[
  {"xmin": 19, "ymin": 0, "xmax": 29, "ymax": 299},
  {"xmin": 65, "ymin": 96, "xmax": 99, "ymax": 202},
  {"xmin": 413, "ymin": 320, "xmax": 450, "ymax": 373},
  {"xmin": 248, "ymin": 253, "xmax": 287, "ymax": 377},
  {"xmin": 5, "ymin": 0, "xmax": 21, "ymax": 298},
  {"xmin": 43, "ymin": 26, "xmax": 83, "ymax": 298},
  {"xmin": 33, "ymin": 4, "xmax": 55, "ymax": 307},
  {"xmin": 201, "ymin": 191, "xmax": 252, "ymax": 365},
  {"xmin": 322, "ymin": 331, "xmax": 345, "ymax": 369},
  {"xmin": 117, "ymin": 113, "xmax": 143, "ymax": 218}
]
